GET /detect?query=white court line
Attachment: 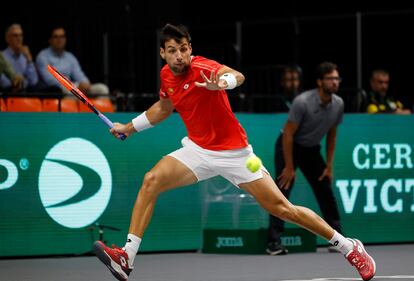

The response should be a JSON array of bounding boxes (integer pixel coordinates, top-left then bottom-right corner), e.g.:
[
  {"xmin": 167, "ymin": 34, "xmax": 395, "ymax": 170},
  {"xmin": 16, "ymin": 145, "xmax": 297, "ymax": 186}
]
[{"xmin": 278, "ymin": 276, "xmax": 414, "ymax": 281}]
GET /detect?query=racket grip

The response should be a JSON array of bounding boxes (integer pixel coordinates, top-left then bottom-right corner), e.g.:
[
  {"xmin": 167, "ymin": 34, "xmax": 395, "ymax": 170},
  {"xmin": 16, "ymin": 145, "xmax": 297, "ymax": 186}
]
[{"xmin": 99, "ymin": 113, "xmax": 127, "ymax": 140}]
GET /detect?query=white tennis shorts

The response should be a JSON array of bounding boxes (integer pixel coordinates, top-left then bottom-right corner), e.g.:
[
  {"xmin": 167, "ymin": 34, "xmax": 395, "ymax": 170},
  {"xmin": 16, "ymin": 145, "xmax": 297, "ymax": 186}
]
[{"xmin": 168, "ymin": 137, "xmax": 268, "ymax": 187}]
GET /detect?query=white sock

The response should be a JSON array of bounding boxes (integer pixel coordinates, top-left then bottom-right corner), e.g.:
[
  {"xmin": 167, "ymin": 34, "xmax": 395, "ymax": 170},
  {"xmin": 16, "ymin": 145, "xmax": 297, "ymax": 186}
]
[
  {"xmin": 124, "ymin": 234, "xmax": 141, "ymax": 266},
  {"xmin": 328, "ymin": 230, "xmax": 353, "ymax": 255}
]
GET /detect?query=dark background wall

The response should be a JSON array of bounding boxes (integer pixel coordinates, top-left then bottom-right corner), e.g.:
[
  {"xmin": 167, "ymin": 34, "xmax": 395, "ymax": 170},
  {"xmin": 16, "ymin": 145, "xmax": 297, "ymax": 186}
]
[{"xmin": 1, "ymin": 1, "xmax": 413, "ymax": 111}]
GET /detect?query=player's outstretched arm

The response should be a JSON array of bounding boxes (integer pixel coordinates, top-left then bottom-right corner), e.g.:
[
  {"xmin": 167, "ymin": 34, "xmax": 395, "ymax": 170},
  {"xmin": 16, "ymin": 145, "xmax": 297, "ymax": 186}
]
[
  {"xmin": 145, "ymin": 98, "xmax": 175, "ymax": 125},
  {"xmin": 110, "ymin": 98, "xmax": 175, "ymax": 139},
  {"xmin": 195, "ymin": 65, "xmax": 245, "ymax": 91},
  {"xmin": 217, "ymin": 65, "xmax": 245, "ymax": 87}
]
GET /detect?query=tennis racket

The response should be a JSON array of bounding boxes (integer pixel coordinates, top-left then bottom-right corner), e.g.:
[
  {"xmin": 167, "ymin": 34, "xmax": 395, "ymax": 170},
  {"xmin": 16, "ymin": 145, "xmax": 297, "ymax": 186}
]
[{"xmin": 47, "ymin": 65, "xmax": 126, "ymax": 140}]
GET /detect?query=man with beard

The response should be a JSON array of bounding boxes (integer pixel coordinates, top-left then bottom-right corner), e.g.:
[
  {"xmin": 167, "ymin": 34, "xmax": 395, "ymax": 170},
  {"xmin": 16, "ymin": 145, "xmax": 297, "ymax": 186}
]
[
  {"xmin": 267, "ymin": 62, "xmax": 345, "ymax": 255},
  {"xmin": 36, "ymin": 27, "xmax": 109, "ymax": 96},
  {"xmin": 91, "ymin": 25, "xmax": 375, "ymax": 281},
  {"xmin": 276, "ymin": 64, "xmax": 302, "ymax": 112},
  {"xmin": 366, "ymin": 69, "xmax": 411, "ymax": 114}
]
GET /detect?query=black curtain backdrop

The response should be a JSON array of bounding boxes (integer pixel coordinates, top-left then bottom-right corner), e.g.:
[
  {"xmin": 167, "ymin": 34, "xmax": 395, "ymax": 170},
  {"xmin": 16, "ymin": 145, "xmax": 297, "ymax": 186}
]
[{"xmin": 1, "ymin": 1, "xmax": 413, "ymax": 111}]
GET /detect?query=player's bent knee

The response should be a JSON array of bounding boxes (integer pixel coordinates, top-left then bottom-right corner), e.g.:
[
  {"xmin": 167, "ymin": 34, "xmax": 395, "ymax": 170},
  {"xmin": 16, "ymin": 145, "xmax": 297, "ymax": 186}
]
[{"xmin": 140, "ymin": 172, "xmax": 162, "ymax": 197}]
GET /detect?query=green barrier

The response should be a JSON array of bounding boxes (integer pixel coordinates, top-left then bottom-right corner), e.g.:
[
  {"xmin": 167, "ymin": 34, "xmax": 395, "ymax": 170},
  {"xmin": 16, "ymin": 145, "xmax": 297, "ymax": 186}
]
[
  {"xmin": 0, "ymin": 113, "xmax": 413, "ymax": 256},
  {"xmin": 202, "ymin": 228, "xmax": 315, "ymax": 254},
  {"xmin": 281, "ymin": 228, "xmax": 316, "ymax": 253},
  {"xmin": 202, "ymin": 229, "xmax": 267, "ymax": 254}
]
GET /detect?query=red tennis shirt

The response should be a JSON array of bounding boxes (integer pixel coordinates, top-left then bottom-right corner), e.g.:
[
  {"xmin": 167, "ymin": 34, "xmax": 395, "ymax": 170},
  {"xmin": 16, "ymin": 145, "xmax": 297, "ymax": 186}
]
[{"xmin": 159, "ymin": 56, "xmax": 248, "ymax": 151}]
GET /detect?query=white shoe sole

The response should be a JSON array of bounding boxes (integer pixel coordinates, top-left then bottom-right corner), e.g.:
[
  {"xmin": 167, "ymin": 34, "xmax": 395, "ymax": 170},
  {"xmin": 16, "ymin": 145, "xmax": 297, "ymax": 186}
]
[{"xmin": 93, "ymin": 241, "xmax": 129, "ymax": 281}]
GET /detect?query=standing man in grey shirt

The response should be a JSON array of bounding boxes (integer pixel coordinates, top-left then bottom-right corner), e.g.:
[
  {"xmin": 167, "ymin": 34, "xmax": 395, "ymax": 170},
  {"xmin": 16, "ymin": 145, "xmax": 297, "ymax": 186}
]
[{"xmin": 267, "ymin": 62, "xmax": 345, "ymax": 255}]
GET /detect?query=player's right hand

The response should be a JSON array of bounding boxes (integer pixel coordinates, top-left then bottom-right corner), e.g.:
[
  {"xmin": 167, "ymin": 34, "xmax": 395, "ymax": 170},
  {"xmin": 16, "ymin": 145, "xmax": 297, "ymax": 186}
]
[{"xmin": 110, "ymin": 122, "xmax": 134, "ymax": 140}]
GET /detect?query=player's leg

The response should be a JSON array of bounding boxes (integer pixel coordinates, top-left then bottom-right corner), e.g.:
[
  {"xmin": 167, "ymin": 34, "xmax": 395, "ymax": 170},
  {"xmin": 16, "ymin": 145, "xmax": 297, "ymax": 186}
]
[
  {"xmin": 128, "ymin": 155, "xmax": 198, "ymax": 236},
  {"xmin": 94, "ymin": 155, "xmax": 198, "ymax": 281},
  {"xmin": 239, "ymin": 172, "xmax": 375, "ymax": 281},
  {"xmin": 240, "ymin": 172, "xmax": 334, "ymax": 239}
]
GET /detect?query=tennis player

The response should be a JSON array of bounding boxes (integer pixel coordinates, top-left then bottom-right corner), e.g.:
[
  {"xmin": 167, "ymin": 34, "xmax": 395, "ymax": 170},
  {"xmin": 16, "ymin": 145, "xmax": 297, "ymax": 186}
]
[{"xmin": 93, "ymin": 23, "xmax": 376, "ymax": 281}]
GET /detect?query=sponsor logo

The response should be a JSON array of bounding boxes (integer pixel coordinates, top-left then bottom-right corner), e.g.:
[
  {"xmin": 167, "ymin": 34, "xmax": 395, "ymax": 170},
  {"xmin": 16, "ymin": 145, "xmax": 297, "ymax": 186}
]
[
  {"xmin": 281, "ymin": 235, "xmax": 302, "ymax": 246},
  {"xmin": 0, "ymin": 159, "xmax": 18, "ymax": 190},
  {"xmin": 38, "ymin": 138, "xmax": 112, "ymax": 228},
  {"xmin": 336, "ymin": 143, "xmax": 414, "ymax": 214},
  {"xmin": 216, "ymin": 237, "xmax": 244, "ymax": 248},
  {"xmin": 120, "ymin": 256, "xmax": 127, "ymax": 267}
]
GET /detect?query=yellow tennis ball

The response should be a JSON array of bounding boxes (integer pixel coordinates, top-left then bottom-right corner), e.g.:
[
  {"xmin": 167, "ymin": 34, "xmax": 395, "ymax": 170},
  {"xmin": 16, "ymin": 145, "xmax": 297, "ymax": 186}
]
[
  {"xmin": 246, "ymin": 156, "xmax": 262, "ymax": 173},
  {"xmin": 367, "ymin": 104, "xmax": 378, "ymax": 114}
]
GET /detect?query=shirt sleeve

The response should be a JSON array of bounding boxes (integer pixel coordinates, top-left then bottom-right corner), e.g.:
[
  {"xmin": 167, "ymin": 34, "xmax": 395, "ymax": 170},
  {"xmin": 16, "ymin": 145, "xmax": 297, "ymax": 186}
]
[
  {"xmin": 36, "ymin": 51, "xmax": 60, "ymax": 87},
  {"xmin": 287, "ymin": 97, "xmax": 305, "ymax": 125},
  {"xmin": 193, "ymin": 57, "xmax": 223, "ymax": 82},
  {"xmin": 24, "ymin": 61, "xmax": 39, "ymax": 88},
  {"xmin": 335, "ymin": 100, "xmax": 345, "ymax": 126},
  {"xmin": 159, "ymin": 81, "xmax": 169, "ymax": 99},
  {"xmin": 0, "ymin": 53, "xmax": 16, "ymax": 81},
  {"xmin": 70, "ymin": 54, "xmax": 89, "ymax": 84},
  {"xmin": 0, "ymin": 74, "xmax": 10, "ymax": 88},
  {"xmin": 208, "ymin": 59, "xmax": 223, "ymax": 74}
]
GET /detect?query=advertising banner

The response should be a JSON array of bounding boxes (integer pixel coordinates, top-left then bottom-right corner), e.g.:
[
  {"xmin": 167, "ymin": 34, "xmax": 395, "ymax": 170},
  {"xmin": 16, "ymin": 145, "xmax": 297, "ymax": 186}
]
[{"xmin": 1, "ymin": 113, "xmax": 413, "ymax": 256}]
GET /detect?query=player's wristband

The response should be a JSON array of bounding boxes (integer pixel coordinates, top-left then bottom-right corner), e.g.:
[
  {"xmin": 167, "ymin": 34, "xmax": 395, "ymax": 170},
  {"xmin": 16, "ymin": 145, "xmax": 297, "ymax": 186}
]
[
  {"xmin": 132, "ymin": 111, "xmax": 153, "ymax": 132},
  {"xmin": 219, "ymin": 73, "xmax": 237, "ymax": 90}
]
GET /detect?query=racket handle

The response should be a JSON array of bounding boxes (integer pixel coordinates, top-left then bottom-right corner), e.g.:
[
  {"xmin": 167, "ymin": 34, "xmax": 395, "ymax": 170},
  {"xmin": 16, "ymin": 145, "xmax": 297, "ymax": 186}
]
[{"xmin": 98, "ymin": 113, "xmax": 126, "ymax": 140}]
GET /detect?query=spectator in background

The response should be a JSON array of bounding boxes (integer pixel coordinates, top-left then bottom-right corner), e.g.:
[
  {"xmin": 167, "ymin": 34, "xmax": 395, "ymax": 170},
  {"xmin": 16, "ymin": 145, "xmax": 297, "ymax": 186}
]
[
  {"xmin": 0, "ymin": 52, "xmax": 24, "ymax": 91},
  {"xmin": 366, "ymin": 69, "xmax": 411, "ymax": 114},
  {"xmin": 36, "ymin": 27, "xmax": 109, "ymax": 96},
  {"xmin": 276, "ymin": 64, "xmax": 302, "ymax": 112},
  {"xmin": 0, "ymin": 24, "xmax": 36, "ymax": 91},
  {"xmin": 267, "ymin": 62, "xmax": 344, "ymax": 255}
]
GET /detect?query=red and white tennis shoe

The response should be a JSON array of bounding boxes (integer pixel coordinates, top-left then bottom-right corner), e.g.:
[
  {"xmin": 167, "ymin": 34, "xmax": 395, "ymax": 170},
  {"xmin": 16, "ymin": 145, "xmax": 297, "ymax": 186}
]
[
  {"xmin": 345, "ymin": 239, "xmax": 376, "ymax": 281},
  {"xmin": 93, "ymin": 241, "xmax": 133, "ymax": 281}
]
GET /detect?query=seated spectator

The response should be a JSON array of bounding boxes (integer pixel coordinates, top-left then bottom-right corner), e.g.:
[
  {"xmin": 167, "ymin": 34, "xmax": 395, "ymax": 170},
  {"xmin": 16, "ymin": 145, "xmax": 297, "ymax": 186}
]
[
  {"xmin": 1, "ymin": 23, "xmax": 38, "ymax": 91},
  {"xmin": 276, "ymin": 64, "xmax": 302, "ymax": 112},
  {"xmin": 36, "ymin": 27, "xmax": 109, "ymax": 96},
  {"xmin": 366, "ymin": 69, "xmax": 411, "ymax": 114},
  {"xmin": 0, "ymin": 52, "xmax": 24, "ymax": 91}
]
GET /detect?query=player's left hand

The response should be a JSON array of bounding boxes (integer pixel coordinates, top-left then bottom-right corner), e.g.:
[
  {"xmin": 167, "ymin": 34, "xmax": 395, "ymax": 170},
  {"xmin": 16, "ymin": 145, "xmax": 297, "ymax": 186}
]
[
  {"xmin": 195, "ymin": 70, "xmax": 227, "ymax": 90},
  {"xmin": 318, "ymin": 167, "xmax": 333, "ymax": 182}
]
